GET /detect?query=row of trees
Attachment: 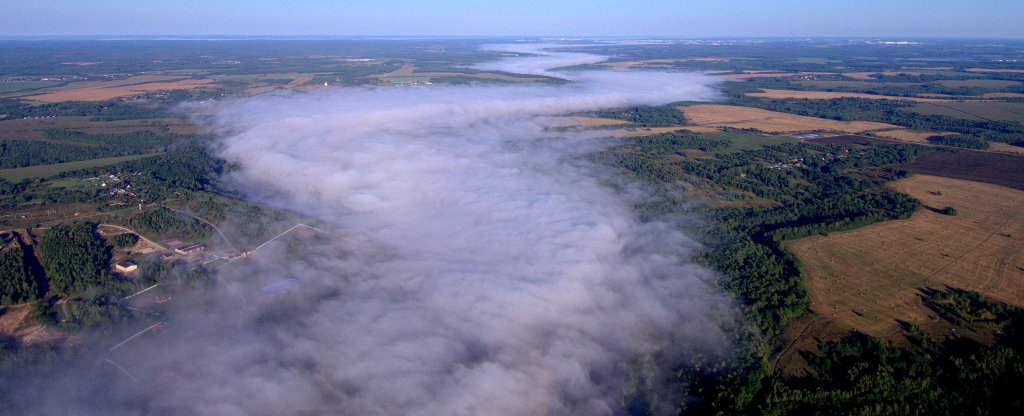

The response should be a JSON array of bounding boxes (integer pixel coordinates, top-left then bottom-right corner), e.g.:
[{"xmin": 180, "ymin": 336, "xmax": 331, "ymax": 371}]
[{"xmin": 727, "ymin": 93, "xmax": 1024, "ymax": 146}]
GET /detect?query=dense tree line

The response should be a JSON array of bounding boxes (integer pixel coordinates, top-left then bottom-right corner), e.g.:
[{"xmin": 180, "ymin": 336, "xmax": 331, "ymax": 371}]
[
  {"xmin": 36, "ymin": 222, "xmax": 111, "ymax": 295},
  {"xmin": 745, "ymin": 75, "xmax": 1012, "ymax": 98},
  {"xmin": 631, "ymin": 132, "xmax": 731, "ymax": 152},
  {"xmin": 0, "ymin": 242, "xmax": 40, "ymax": 305},
  {"xmin": 0, "ymin": 98, "xmax": 166, "ymax": 121},
  {"xmin": 111, "ymin": 233, "xmax": 138, "ymax": 249},
  {"xmin": 927, "ymin": 134, "xmax": 989, "ymax": 149},
  {"xmin": 593, "ymin": 105, "xmax": 689, "ymax": 127},
  {"xmin": 0, "ymin": 129, "xmax": 204, "ymax": 169},
  {"xmin": 726, "ymin": 94, "xmax": 1024, "ymax": 146},
  {"xmin": 118, "ymin": 209, "xmax": 212, "ymax": 241}
]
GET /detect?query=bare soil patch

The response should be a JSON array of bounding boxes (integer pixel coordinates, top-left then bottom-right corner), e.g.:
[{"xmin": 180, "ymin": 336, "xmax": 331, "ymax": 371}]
[
  {"xmin": 902, "ymin": 149, "xmax": 1024, "ymax": 190},
  {"xmin": 0, "ymin": 304, "xmax": 66, "ymax": 345}
]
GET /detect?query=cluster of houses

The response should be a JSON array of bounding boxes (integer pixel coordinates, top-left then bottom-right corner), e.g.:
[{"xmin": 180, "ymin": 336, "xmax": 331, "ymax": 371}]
[
  {"xmin": 85, "ymin": 173, "xmax": 147, "ymax": 202},
  {"xmin": 768, "ymin": 157, "xmax": 806, "ymax": 170}
]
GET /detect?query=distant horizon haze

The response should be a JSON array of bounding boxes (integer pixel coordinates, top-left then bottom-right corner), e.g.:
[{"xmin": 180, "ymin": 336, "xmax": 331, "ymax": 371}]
[{"xmin": 3, "ymin": 0, "xmax": 1022, "ymax": 38}]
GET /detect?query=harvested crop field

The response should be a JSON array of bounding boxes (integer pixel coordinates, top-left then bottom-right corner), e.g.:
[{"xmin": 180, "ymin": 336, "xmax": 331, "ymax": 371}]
[
  {"xmin": 907, "ymin": 101, "xmax": 1024, "ymax": 123},
  {"xmin": 936, "ymin": 79, "xmax": 1021, "ymax": 89},
  {"xmin": 795, "ymin": 80, "xmax": 921, "ymax": 89},
  {"xmin": 678, "ymin": 104, "xmax": 899, "ymax": 133},
  {"xmin": 747, "ymin": 88, "xmax": 948, "ymax": 102},
  {"xmin": 790, "ymin": 174, "xmax": 1024, "ymax": 337},
  {"xmin": 902, "ymin": 149, "xmax": 1024, "ymax": 190},
  {"xmin": 22, "ymin": 75, "xmax": 215, "ymax": 102},
  {"xmin": 988, "ymin": 142, "xmax": 1024, "ymax": 155},
  {"xmin": 284, "ymin": 77, "xmax": 312, "ymax": 88},
  {"xmin": 807, "ymin": 134, "xmax": 903, "ymax": 146}
]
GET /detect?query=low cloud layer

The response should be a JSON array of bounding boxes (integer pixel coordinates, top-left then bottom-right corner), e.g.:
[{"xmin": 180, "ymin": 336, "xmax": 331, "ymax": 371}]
[{"xmin": 4, "ymin": 44, "xmax": 734, "ymax": 415}]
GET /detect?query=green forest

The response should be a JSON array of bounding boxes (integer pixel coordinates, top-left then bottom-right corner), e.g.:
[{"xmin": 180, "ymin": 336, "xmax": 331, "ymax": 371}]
[
  {"xmin": 600, "ymin": 130, "xmax": 1024, "ymax": 415},
  {"xmin": 36, "ymin": 222, "xmax": 111, "ymax": 295},
  {"xmin": 0, "ymin": 240, "xmax": 40, "ymax": 305}
]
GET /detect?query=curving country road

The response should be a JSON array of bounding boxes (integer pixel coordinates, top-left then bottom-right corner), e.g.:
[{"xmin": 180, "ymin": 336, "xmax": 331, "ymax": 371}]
[{"xmin": 160, "ymin": 205, "xmax": 238, "ymax": 252}]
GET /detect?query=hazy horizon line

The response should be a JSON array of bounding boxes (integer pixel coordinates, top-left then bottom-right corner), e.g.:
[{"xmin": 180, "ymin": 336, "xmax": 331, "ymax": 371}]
[{"xmin": 2, "ymin": 35, "xmax": 1023, "ymax": 41}]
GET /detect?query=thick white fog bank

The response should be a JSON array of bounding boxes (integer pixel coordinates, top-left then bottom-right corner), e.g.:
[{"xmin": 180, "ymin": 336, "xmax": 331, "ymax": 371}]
[
  {"xmin": 5, "ymin": 44, "xmax": 736, "ymax": 416},
  {"xmin": 190, "ymin": 44, "xmax": 734, "ymax": 415}
]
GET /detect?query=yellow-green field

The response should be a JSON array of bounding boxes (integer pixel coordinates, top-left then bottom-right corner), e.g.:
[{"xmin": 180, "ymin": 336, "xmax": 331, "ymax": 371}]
[{"xmin": 0, "ymin": 153, "xmax": 161, "ymax": 182}]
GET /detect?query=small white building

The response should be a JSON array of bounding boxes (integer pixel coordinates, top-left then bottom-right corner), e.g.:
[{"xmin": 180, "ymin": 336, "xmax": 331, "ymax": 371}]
[{"xmin": 115, "ymin": 261, "xmax": 138, "ymax": 274}]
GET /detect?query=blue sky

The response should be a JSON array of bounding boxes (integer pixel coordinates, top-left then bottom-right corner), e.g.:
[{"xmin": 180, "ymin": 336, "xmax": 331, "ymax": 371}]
[{"xmin": 3, "ymin": 0, "xmax": 1021, "ymax": 38}]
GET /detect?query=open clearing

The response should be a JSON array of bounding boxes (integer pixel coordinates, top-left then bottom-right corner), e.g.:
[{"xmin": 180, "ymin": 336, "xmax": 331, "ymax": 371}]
[
  {"xmin": 0, "ymin": 304, "xmax": 66, "ymax": 345},
  {"xmin": 872, "ymin": 129, "xmax": 949, "ymax": 143},
  {"xmin": 871, "ymin": 130, "xmax": 1024, "ymax": 155},
  {"xmin": 795, "ymin": 80, "xmax": 921, "ymax": 89},
  {"xmin": 966, "ymin": 68, "xmax": 1024, "ymax": 74},
  {"xmin": 21, "ymin": 75, "xmax": 215, "ymax": 102},
  {"xmin": 0, "ymin": 153, "xmax": 161, "ymax": 182},
  {"xmin": 0, "ymin": 117, "xmax": 201, "ymax": 140},
  {"xmin": 789, "ymin": 174, "xmax": 1024, "ymax": 337},
  {"xmin": 936, "ymin": 79, "xmax": 1021, "ymax": 89},
  {"xmin": 678, "ymin": 104, "xmax": 898, "ymax": 133},
  {"xmin": 988, "ymin": 142, "xmax": 1024, "ymax": 155},
  {"xmin": 903, "ymin": 150, "xmax": 1024, "ymax": 190},
  {"xmin": 907, "ymin": 101, "xmax": 1024, "ymax": 123},
  {"xmin": 283, "ymin": 77, "xmax": 312, "ymax": 88},
  {"xmin": 747, "ymin": 88, "xmax": 951, "ymax": 102},
  {"xmin": 0, "ymin": 81, "xmax": 65, "ymax": 95}
]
